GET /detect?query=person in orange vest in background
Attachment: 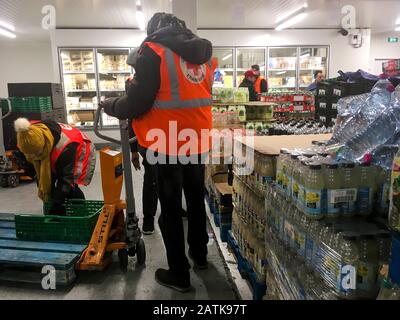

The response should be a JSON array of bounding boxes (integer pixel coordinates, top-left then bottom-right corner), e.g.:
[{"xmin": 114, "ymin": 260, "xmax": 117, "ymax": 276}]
[
  {"xmin": 101, "ymin": 12, "xmax": 215, "ymax": 292},
  {"xmin": 14, "ymin": 118, "xmax": 96, "ymax": 216},
  {"xmin": 252, "ymin": 64, "xmax": 268, "ymax": 96}
]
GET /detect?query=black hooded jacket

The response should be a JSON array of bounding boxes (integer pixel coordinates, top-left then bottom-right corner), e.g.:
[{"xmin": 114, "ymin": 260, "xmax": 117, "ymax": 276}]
[{"xmin": 104, "ymin": 25, "xmax": 213, "ymax": 121}]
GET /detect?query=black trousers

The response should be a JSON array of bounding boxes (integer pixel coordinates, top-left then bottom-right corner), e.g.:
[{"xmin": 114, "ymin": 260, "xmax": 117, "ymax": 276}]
[
  {"xmin": 142, "ymin": 158, "xmax": 158, "ymax": 222},
  {"xmin": 154, "ymin": 162, "xmax": 209, "ymax": 274}
]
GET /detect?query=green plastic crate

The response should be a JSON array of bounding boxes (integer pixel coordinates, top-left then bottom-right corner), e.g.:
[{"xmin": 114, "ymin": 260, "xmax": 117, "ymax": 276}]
[
  {"xmin": 9, "ymin": 96, "xmax": 52, "ymax": 113},
  {"xmin": 15, "ymin": 200, "xmax": 104, "ymax": 243}
]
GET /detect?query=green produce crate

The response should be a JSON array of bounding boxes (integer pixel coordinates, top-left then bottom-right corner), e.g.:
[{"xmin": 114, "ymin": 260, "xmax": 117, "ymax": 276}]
[
  {"xmin": 8, "ymin": 96, "xmax": 52, "ymax": 113},
  {"xmin": 15, "ymin": 200, "xmax": 104, "ymax": 243}
]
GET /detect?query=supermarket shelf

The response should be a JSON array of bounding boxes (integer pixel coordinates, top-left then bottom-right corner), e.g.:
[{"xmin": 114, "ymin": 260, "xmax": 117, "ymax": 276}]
[
  {"xmin": 269, "ymin": 86, "xmax": 296, "ymax": 89},
  {"xmin": 66, "ymin": 89, "xmax": 97, "ymax": 93},
  {"xmin": 99, "ymin": 70, "xmax": 131, "ymax": 74},
  {"xmin": 69, "ymin": 108, "xmax": 97, "ymax": 112},
  {"xmin": 240, "ymin": 119, "xmax": 275, "ymax": 123},
  {"xmin": 213, "ymin": 102, "xmax": 277, "ymax": 106},
  {"xmin": 63, "ymin": 71, "xmax": 95, "ymax": 74},
  {"xmin": 205, "ymin": 198, "xmax": 253, "ymax": 300},
  {"xmin": 100, "ymin": 89, "xmax": 125, "ymax": 92}
]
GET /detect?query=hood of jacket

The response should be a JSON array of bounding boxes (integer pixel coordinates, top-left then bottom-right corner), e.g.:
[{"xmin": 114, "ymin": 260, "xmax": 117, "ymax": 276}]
[{"xmin": 143, "ymin": 26, "xmax": 212, "ymax": 65}]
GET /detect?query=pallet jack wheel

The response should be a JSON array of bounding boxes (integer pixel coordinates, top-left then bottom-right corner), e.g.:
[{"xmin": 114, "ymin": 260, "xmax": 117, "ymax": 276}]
[
  {"xmin": 0, "ymin": 175, "xmax": 8, "ymax": 187},
  {"xmin": 118, "ymin": 248, "xmax": 129, "ymax": 271},
  {"xmin": 7, "ymin": 174, "xmax": 19, "ymax": 188},
  {"xmin": 136, "ymin": 238, "xmax": 146, "ymax": 265}
]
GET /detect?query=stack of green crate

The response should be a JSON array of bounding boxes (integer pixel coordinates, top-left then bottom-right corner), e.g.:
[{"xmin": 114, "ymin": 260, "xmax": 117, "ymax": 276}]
[{"xmin": 9, "ymin": 96, "xmax": 52, "ymax": 113}]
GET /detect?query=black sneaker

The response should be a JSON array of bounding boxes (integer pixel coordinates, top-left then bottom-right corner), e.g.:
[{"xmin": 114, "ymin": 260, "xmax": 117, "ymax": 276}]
[
  {"xmin": 155, "ymin": 269, "xmax": 191, "ymax": 292},
  {"xmin": 188, "ymin": 250, "xmax": 208, "ymax": 270},
  {"xmin": 142, "ymin": 219, "xmax": 154, "ymax": 235}
]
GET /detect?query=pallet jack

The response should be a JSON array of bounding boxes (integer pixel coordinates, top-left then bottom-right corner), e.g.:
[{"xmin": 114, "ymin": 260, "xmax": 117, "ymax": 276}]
[
  {"xmin": 0, "ymin": 98, "xmax": 33, "ymax": 188},
  {"xmin": 76, "ymin": 105, "xmax": 145, "ymax": 271}
]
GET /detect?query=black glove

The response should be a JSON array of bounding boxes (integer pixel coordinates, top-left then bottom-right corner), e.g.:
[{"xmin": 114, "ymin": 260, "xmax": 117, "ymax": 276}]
[
  {"xmin": 48, "ymin": 201, "xmax": 66, "ymax": 216},
  {"xmin": 100, "ymin": 98, "xmax": 118, "ymax": 117}
]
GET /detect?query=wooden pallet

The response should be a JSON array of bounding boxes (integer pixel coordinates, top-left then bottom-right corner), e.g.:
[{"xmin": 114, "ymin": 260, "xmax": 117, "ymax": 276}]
[{"xmin": 0, "ymin": 214, "xmax": 87, "ymax": 286}]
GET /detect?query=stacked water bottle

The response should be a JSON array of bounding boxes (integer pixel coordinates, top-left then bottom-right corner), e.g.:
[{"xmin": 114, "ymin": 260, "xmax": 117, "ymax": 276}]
[
  {"xmin": 264, "ymin": 141, "xmax": 393, "ymax": 299},
  {"xmin": 231, "ymin": 149, "xmax": 278, "ymax": 282},
  {"xmin": 265, "ymin": 185, "xmax": 391, "ymax": 299}
]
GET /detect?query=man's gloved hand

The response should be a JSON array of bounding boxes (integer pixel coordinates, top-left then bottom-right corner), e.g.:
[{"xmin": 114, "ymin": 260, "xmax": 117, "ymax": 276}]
[
  {"xmin": 48, "ymin": 201, "xmax": 66, "ymax": 216},
  {"xmin": 100, "ymin": 98, "xmax": 118, "ymax": 117},
  {"xmin": 132, "ymin": 152, "xmax": 141, "ymax": 171}
]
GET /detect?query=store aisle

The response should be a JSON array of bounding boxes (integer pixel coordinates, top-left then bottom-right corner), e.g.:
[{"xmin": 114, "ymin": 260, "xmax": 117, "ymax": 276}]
[{"xmin": 0, "ymin": 153, "xmax": 237, "ymax": 300}]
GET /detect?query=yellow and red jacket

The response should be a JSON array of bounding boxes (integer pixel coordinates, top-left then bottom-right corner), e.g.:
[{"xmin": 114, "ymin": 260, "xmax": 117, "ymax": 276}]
[
  {"xmin": 133, "ymin": 41, "xmax": 216, "ymax": 156},
  {"xmin": 254, "ymin": 76, "xmax": 266, "ymax": 94}
]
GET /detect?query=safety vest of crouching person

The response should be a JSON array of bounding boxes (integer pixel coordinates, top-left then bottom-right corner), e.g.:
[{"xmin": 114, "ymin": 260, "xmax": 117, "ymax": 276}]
[
  {"xmin": 14, "ymin": 118, "xmax": 96, "ymax": 215},
  {"xmin": 132, "ymin": 41, "xmax": 217, "ymax": 161}
]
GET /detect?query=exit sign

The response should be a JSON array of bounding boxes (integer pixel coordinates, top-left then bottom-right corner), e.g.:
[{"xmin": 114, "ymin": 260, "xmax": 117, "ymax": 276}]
[{"xmin": 388, "ymin": 37, "xmax": 399, "ymax": 43}]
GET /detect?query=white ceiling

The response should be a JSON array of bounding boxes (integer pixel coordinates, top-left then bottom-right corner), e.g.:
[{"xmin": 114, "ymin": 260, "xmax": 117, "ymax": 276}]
[{"xmin": 0, "ymin": 0, "xmax": 399, "ymax": 43}]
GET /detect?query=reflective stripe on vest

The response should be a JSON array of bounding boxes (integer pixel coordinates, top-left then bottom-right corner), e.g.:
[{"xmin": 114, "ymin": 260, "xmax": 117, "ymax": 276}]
[{"xmin": 152, "ymin": 43, "xmax": 213, "ymax": 110}]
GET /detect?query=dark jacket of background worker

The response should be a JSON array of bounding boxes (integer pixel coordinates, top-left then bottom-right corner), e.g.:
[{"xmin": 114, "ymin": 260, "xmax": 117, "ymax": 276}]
[
  {"xmin": 239, "ymin": 70, "xmax": 258, "ymax": 101},
  {"xmin": 252, "ymin": 64, "xmax": 268, "ymax": 94},
  {"xmin": 14, "ymin": 118, "xmax": 96, "ymax": 215},
  {"xmin": 307, "ymin": 70, "xmax": 325, "ymax": 92},
  {"xmin": 101, "ymin": 12, "xmax": 214, "ymax": 292}
]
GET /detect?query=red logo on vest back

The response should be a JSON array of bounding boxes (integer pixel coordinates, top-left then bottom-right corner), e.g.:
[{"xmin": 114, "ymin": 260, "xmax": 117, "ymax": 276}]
[{"xmin": 180, "ymin": 57, "xmax": 206, "ymax": 84}]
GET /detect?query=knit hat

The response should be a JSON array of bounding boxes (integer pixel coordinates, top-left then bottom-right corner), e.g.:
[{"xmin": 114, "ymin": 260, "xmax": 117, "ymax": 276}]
[
  {"xmin": 14, "ymin": 118, "xmax": 45, "ymax": 156},
  {"xmin": 244, "ymin": 70, "xmax": 256, "ymax": 78}
]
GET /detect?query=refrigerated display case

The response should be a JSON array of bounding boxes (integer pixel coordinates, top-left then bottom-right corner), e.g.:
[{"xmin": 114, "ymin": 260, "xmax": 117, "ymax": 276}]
[
  {"xmin": 213, "ymin": 48, "xmax": 234, "ymax": 88},
  {"xmin": 97, "ymin": 48, "xmax": 132, "ymax": 126},
  {"xmin": 236, "ymin": 48, "xmax": 266, "ymax": 86},
  {"xmin": 298, "ymin": 47, "xmax": 328, "ymax": 89},
  {"xmin": 60, "ymin": 48, "xmax": 134, "ymax": 128},
  {"xmin": 60, "ymin": 49, "xmax": 98, "ymax": 127},
  {"xmin": 268, "ymin": 47, "xmax": 297, "ymax": 90}
]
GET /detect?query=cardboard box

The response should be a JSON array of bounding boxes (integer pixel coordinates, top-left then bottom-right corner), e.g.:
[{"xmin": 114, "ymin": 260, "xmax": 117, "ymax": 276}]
[{"xmin": 235, "ymin": 133, "xmax": 332, "ymax": 156}]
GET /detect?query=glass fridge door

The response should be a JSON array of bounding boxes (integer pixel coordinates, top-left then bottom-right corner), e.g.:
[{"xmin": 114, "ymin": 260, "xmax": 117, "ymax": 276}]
[
  {"xmin": 60, "ymin": 49, "xmax": 97, "ymax": 127},
  {"xmin": 236, "ymin": 48, "xmax": 266, "ymax": 86},
  {"xmin": 268, "ymin": 47, "xmax": 297, "ymax": 90},
  {"xmin": 213, "ymin": 48, "xmax": 234, "ymax": 88},
  {"xmin": 97, "ymin": 48, "xmax": 132, "ymax": 127},
  {"xmin": 299, "ymin": 47, "xmax": 328, "ymax": 89}
]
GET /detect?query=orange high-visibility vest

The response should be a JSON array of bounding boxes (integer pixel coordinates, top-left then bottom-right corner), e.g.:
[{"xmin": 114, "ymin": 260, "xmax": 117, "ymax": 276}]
[
  {"xmin": 50, "ymin": 123, "xmax": 96, "ymax": 186},
  {"xmin": 254, "ymin": 76, "xmax": 266, "ymax": 94},
  {"xmin": 133, "ymin": 41, "xmax": 216, "ymax": 156}
]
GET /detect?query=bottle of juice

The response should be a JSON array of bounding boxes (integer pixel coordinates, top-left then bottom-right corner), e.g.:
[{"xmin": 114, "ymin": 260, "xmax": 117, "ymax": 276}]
[
  {"xmin": 287, "ymin": 153, "xmax": 300, "ymax": 199},
  {"xmin": 377, "ymin": 278, "xmax": 394, "ymax": 300},
  {"xmin": 324, "ymin": 162, "xmax": 342, "ymax": 219},
  {"xmin": 357, "ymin": 234, "xmax": 380, "ymax": 299},
  {"xmin": 341, "ymin": 162, "xmax": 358, "ymax": 217},
  {"xmin": 357, "ymin": 163, "xmax": 377, "ymax": 216},
  {"xmin": 376, "ymin": 230, "xmax": 391, "ymax": 288},
  {"xmin": 297, "ymin": 160, "xmax": 309, "ymax": 211},
  {"xmin": 304, "ymin": 163, "xmax": 325, "ymax": 219}
]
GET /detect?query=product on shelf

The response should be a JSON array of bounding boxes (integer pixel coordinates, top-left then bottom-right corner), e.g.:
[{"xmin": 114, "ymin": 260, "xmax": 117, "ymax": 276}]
[
  {"xmin": 326, "ymin": 80, "xmax": 400, "ymax": 166},
  {"xmin": 265, "ymin": 183, "xmax": 391, "ymax": 300},
  {"xmin": 268, "ymin": 120, "xmax": 333, "ymax": 136}
]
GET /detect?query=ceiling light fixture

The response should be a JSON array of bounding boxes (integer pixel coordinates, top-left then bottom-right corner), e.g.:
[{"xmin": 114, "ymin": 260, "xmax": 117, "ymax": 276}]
[
  {"xmin": 0, "ymin": 27, "xmax": 16, "ymax": 38},
  {"xmin": 395, "ymin": 26, "xmax": 400, "ymax": 32},
  {"xmin": 136, "ymin": 0, "xmax": 145, "ymax": 31},
  {"xmin": 275, "ymin": 11, "xmax": 308, "ymax": 31},
  {"xmin": 276, "ymin": 2, "xmax": 308, "ymax": 23},
  {"xmin": 396, "ymin": 17, "xmax": 400, "ymax": 25},
  {"xmin": 0, "ymin": 20, "xmax": 15, "ymax": 31},
  {"xmin": 222, "ymin": 53, "xmax": 232, "ymax": 61}
]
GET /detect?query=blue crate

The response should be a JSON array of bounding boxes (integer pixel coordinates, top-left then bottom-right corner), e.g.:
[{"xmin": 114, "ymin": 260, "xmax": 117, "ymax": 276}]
[
  {"xmin": 214, "ymin": 212, "xmax": 220, "ymax": 227},
  {"xmin": 219, "ymin": 223, "xmax": 231, "ymax": 242},
  {"xmin": 226, "ymin": 231, "xmax": 266, "ymax": 300},
  {"xmin": 389, "ymin": 232, "xmax": 400, "ymax": 286}
]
